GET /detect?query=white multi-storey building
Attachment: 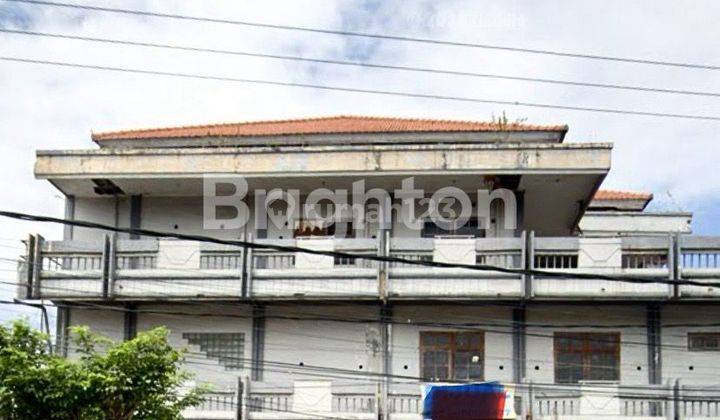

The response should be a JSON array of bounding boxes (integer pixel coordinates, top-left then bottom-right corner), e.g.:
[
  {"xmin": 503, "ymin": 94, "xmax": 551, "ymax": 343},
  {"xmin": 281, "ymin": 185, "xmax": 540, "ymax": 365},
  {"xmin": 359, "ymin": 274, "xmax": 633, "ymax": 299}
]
[{"xmin": 18, "ymin": 116, "xmax": 720, "ymax": 419}]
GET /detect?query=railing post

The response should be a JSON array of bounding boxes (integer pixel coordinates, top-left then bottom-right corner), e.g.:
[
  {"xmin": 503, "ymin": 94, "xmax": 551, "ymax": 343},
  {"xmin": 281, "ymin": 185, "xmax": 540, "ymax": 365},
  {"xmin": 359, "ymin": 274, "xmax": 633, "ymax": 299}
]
[
  {"xmin": 100, "ymin": 234, "xmax": 114, "ymax": 300},
  {"xmin": 235, "ymin": 376, "xmax": 244, "ymax": 420},
  {"xmin": 672, "ymin": 233, "xmax": 681, "ymax": 299},
  {"xmin": 527, "ymin": 381, "xmax": 535, "ymax": 420},
  {"xmin": 673, "ymin": 379, "xmax": 681, "ymax": 420},
  {"xmin": 31, "ymin": 234, "xmax": 43, "ymax": 299},
  {"xmin": 107, "ymin": 233, "xmax": 117, "ymax": 299},
  {"xmin": 245, "ymin": 233, "xmax": 254, "ymax": 299},
  {"xmin": 378, "ymin": 229, "xmax": 389, "ymax": 302},
  {"xmin": 24, "ymin": 234, "xmax": 36, "ymax": 299},
  {"xmin": 240, "ymin": 229, "xmax": 249, "ymax": 299},
  {"xmin": 524, "ymin": 231, "xmax": 534, "ymax": 299}
]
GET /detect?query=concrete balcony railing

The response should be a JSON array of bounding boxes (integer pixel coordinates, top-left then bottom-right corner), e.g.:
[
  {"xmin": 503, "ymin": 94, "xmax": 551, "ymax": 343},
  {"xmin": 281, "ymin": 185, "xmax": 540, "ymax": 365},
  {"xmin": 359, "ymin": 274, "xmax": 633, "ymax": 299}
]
[
  {"xmin": 16, "ymin": 233, "xmax": 720, "ymax": 301},
  {"xmin": 182, "ymin": 381, "xmax": 720, "ymax": 420}
]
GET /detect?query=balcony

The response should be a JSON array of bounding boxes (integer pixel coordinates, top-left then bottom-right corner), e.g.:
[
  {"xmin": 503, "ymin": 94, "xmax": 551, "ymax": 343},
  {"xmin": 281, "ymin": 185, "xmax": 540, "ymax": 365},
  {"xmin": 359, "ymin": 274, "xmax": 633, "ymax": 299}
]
[
  {"xmin": 17, "ymin": 233, "xmax": 720, "ymax": 301},
  {"xmin": 183, "ymin": 381, "xmax": 720, "ymax": 419}
]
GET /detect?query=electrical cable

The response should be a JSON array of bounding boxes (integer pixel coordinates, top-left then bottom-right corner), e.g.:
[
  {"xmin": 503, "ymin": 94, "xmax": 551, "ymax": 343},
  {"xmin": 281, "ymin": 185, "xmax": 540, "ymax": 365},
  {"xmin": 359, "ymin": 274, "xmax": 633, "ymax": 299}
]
[
  {"xmin": 2, "ymin": 56, "xmax": 720, "ymax": 122},
  {"xmin": 2, "ymin": 28, "xmax": 719, "ymax": 98},
  {"xmin": 5, "ymin": 0, "xmax": 720, "ymax": 71}
]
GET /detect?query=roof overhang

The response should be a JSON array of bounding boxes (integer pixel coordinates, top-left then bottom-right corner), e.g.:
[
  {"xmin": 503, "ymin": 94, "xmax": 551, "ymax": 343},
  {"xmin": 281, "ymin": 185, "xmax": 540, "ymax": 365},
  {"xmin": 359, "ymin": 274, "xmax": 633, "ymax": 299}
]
[
  {"xmin": 36, "ymin": 142, "xmax": 612, "ymax": 235},
  {"xmin": 94, "ymin": 130, "xmax": 567, "ymax": 148}
]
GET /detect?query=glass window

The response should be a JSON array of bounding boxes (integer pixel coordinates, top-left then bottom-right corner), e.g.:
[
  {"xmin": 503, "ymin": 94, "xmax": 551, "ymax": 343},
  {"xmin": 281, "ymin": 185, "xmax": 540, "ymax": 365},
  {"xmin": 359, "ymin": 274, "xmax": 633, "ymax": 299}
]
[
  {"xmin": 554, "ymin": 333, "xmax": 620, "ymax": 383},
  {"xmin": 421, "ymin": 219, "xmax": 485, "ymax": 238},
  {"xmin": 420, "ymin": 331, "xmax": 484, "ymax": 381},
  {"xmin": 689, "ymin": 333, "xmax": 720, "ymax": 351},
  {"xmin": 183, "ymin": 332, "xmax": 245, "ymax": 370}
]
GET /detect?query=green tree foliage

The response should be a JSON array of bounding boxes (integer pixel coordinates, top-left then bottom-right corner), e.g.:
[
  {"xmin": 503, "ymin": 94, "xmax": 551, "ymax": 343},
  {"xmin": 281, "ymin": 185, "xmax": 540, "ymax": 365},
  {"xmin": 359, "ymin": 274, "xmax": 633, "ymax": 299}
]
[{"xmin": 0, "ymin": 320, "xmax": 205, "ymax": 420}]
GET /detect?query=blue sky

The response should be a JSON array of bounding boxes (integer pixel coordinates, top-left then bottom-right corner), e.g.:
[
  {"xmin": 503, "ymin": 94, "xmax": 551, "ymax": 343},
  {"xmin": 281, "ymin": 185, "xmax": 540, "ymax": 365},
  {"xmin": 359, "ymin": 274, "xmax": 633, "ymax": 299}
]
[{"xmin": 0, "ymin": 0, "xmax": 719, "ymax": 324}]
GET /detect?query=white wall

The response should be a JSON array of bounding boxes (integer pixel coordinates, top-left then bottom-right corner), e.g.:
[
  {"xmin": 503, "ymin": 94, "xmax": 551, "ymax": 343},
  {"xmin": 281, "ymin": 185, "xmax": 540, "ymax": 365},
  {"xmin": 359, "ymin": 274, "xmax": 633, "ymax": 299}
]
[
  {"xmin": 136, "ymin": 303, "xmax": 253, "ymax": 390},
  {"xmin": 662, "ymin": 305, "xmax": 720, "ymax": 386},
  {"xmin": 579, "ymin": 212, "xmax": 692, "ymax": 235},
  {"xmin": 65, "ymin": 303, "xmax": 720, "ymax": 392},
  {"xmin": 70, "ymin": 195, "xmax": 519, "ymax": 241},
  {"xmin": 262, "ymin": 304, "xmax": 378, "ymax": 393},
  {"xmin": 390, "ymin": 304, "xmax": 514, "ymax": 395},
  {"xmin": 73, "ymin": 197, "xmax": 128, "ymax": 241},
  {"xmin": 67, "ymin": 306, "xmax": 125, "ymax": 351}
]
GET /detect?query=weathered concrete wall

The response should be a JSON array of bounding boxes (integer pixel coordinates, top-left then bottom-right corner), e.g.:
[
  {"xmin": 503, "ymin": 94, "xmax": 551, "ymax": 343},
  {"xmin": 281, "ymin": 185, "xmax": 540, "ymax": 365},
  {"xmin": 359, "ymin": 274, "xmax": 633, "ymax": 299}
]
[
  {"xmin": 64, "ymin": 303, "xmax": 720, "ymax": 392},
  {"xmin": 36, "ymin": 143, "xmax": 612, "ymax": 178},
  {"xmin": 662, "ymin": 305, "xmax": 720, "ymax": 386},
  {"xmin": 135, "ymin": 304, "xmax": 253, "ymax": 390},
  {"xmin": 262, "ymin": 304, "xmax": 380, "ymax": 394},
  {"xmin": 74, "ymin": 196, "xmax": 129, "ymax": 241},
  {"xmin": 525, "ymin": 305, "xmax": 648, "ymax": 385},
  {"xmin": 580, "ymin": 211, "xmax": 693, "ymax": 235},
  {"xmin": 390, "ymin": 305, "xmax": 515, "ymax": 390},
  {"xmin": 66, "ymin": 306, "xmax": 125, "ymax": 350}
]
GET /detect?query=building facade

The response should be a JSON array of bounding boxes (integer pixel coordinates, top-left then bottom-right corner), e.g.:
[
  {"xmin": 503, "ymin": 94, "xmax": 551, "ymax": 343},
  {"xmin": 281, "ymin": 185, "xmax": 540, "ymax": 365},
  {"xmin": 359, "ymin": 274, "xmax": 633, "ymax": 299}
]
[{"xmin": 18, "ymin": 116, "xmax": 720, "ymax": 419}]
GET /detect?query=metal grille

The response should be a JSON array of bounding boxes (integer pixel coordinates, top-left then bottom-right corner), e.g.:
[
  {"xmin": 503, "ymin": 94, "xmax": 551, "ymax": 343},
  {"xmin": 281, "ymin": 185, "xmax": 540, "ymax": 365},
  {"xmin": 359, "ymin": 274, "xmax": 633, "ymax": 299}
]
[{"xmin": 535, "ymin": 253, "xmax": 578, "ymax": 269}]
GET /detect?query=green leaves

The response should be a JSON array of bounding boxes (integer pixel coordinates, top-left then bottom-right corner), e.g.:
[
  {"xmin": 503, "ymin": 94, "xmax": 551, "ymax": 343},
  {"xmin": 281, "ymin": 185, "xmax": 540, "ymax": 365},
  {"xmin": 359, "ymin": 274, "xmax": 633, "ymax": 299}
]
[{"xmin": 0, "ymin": 320, "xmax": 206, "ymax": 420}]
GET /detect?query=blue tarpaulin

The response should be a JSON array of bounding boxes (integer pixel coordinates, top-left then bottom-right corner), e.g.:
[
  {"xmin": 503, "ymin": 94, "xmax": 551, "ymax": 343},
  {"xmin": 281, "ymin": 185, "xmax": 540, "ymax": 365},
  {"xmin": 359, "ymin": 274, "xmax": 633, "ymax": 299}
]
[{"xmin": 422, "ymin": 382, "xmax": 508, "ymax": 420}]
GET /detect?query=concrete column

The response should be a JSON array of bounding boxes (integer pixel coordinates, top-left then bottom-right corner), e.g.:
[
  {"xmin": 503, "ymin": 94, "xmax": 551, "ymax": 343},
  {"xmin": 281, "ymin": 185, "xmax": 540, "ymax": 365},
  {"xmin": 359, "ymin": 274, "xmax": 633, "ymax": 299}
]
[
  {"xmin": 512, "ymin": 306, "xmax": 527, "ymax": 384},
  {"xmin": 647, "ymin": 303, "xmax": 662, "ymax": 385},
  {"xmin": 129, "ymin": 195, "xmax": 142, "ymax": 239},
  {"xmin": 524, "ymin": 231, "xmax": 534, "ymax": 299},
  {"xmin": 63, "ymin": 195, "xmax": 75, "ymax": 240},
  {"xmin": 515, "ymin": 191, "xmax": 525, "ymax": 233},
  {"xmin": 251, "ymin": 305, "xmax": 266, "ymax": 381},
  {"xmin": 380, "ymin": 304, "xmax": 392, "ymax": 419},
  {"xmin": 55, "ymin": 305, "xmax": 70, "ymax": 356},
  {"xmin": 123, "ymin": 304, "xmax": 137, "ymax": 341}
]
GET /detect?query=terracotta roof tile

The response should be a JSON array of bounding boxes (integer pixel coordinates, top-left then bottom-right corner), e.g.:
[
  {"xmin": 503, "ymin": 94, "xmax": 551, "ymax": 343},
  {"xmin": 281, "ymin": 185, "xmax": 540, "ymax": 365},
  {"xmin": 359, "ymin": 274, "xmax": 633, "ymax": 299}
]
[
  {"xmin": 593, "ymin": 189, "xmax": 653, "ymax": 201},
  {"xmin": 91, "ymin": 115, "xmax": 569, "ymax": 141}
]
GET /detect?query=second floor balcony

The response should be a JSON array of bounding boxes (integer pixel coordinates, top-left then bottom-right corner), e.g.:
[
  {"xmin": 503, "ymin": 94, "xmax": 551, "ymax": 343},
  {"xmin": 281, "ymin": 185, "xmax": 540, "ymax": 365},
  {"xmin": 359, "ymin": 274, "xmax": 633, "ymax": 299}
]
[{"xmin": 17, "ymin": 233, "xmax": 720, "ymax": 302}]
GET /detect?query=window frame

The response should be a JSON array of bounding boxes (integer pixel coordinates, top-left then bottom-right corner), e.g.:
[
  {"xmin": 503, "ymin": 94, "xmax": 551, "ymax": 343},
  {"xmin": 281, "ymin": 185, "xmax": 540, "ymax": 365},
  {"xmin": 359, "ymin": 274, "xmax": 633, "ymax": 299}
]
[
  {"xmin": 688, "ymin": 332, "xmax": 720, "ymax": 352},
  {"xmin": 419, "ymin": 331, "xmax": 485, "ymax": 382},
  {"xmin": 553, "ymin": 332, "xmax": 621, "ymax": 383}
]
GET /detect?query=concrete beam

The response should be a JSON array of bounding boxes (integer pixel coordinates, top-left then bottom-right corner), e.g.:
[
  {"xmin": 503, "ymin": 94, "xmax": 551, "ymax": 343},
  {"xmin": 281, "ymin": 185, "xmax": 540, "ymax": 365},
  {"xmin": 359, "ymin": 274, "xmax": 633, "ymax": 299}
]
[{"xmin": 35, "ymin": 143, "xmax": 612, "ymax": 179}]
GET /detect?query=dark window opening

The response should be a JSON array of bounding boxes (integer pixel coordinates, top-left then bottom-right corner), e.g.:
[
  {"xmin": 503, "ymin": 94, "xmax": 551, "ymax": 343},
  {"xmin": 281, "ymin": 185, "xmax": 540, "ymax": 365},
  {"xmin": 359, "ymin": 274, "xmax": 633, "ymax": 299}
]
[{"xmin": 421, "ymin": 219, "xmax": 486, "ymax": 238}]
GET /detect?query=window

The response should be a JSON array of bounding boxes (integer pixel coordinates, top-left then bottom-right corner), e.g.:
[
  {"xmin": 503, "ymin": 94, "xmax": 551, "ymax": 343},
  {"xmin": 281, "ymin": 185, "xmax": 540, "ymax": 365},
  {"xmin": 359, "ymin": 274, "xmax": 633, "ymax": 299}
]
[
  {"xmin": 689, "ymin": 333, "xmax": 720, "ymax": 351},
  {"xmin": 554, "ymin": 332, "xmax": 620, "ymax": 383},
  {"xmin": 183, "ymin": 332, "xmax": 245, "ymax": 370},
  {"xmin": 294, "ymin": 219, "xmax": 335, "ymax": 237},
  {"xmin": 420, "ymin": 332, "xmax": 484, "ymax": 381},
  {"xmin": 421, "ymin": 219, "xmax": 486, "ymax": 238}
]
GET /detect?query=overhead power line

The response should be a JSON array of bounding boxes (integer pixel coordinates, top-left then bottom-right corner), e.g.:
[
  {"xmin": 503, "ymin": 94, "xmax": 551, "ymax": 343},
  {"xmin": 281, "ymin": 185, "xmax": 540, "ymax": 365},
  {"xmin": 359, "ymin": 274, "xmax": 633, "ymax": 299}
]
[
  {"xmin": 2, "ymin": 56, "xmax": 720, "ymax": 122},
  {"xmin": 2, "ymin": 28, "xmax": 719, "ymax": 98},
  {"xmin": 5, "ymin": 0, "xmax": 720, "ymax": 71},
  {"xmin": 2, "ymin": 208, "xmax": 720, "ymax": 288}
]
